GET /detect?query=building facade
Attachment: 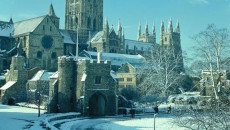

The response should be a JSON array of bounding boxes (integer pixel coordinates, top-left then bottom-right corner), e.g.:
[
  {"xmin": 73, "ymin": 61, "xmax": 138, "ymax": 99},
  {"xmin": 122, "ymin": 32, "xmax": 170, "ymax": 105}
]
[
  {"xmin": 48, "ymin": 56, "xmax": 118, "ymax": 116},
  {"xmin": 65, "ymin": 0, "xmax": 103, "ymax": 44}
]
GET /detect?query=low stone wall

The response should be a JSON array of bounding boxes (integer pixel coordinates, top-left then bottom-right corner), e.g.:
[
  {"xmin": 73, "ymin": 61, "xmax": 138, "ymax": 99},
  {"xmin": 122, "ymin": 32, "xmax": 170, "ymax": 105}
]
[{"xmin": 43, "ymin": 113, "xmax": 80, "ymax": 130}]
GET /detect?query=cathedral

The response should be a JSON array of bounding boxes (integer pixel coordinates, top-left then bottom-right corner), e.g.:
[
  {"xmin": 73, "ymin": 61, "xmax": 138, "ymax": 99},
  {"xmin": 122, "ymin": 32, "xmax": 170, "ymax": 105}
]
[{"xmin": 0, "ymin": 0, "xmax": 184, "ymax": 116}]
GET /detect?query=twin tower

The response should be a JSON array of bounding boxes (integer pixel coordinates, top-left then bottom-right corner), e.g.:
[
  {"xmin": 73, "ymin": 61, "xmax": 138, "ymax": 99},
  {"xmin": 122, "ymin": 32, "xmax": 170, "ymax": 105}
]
[
  {"xmin": 138, "ymin": 18, "xmax": 180, "ymax": 45},
  {"xmin": 65, "ymin": 0, "xmax": 181, "ymax": 48}
]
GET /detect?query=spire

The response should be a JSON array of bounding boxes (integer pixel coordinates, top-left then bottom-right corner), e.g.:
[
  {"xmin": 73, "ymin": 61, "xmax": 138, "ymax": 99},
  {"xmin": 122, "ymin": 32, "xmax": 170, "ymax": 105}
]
[
  {"xmin": 160, "ymin": 20, "xmax": 165, "ymax": 36},
  {"xmin": 9, "ymin": 17, "xmax": 13, "ymax": 23},
  {"xmin": 138, "ymin": 22, "xmax": 142, "ymax": 37},
  {"xmin": 152, "ymin": 23, "xmax": 156, "ymax": 35},
  {"xmin": 117, "ymin": 19, "xmax": 122, "ymax": 37},
  {"xmin": 104, "ymin": 17, "xmax": 109, "ymax": 34},
  {"xmin": 48, "ymin": 3, "xmax": 57, "ymax": 17},
  {"xmin": 167, "ymin": 17, "xmax": 173, "ymax": 33},
  {"xmin": 145, "ymin": 21, "xmax": 149, "ymax": 35},
  {"xmin": 174, "ymin": 19, "xmax": 180, "ymax": 33},
  {"xmin": 104, "ymin": 17, "xmax": 109, "ymax": 28},
  {"xmin": 122, "ymin": 27, "xmax": 125, "ymax": 45}
]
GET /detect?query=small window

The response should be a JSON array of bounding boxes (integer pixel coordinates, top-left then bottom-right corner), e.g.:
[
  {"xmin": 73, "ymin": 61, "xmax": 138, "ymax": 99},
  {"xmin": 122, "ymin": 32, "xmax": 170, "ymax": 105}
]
[
  {"xmin": 47, "ymin": 19, "xmax": 49, "ymax": 23},
  {"xmin": 43, "ymin": 25, "xmax": 45, "ymax": 30},
  {"xmin": 165, "ymin": 37, "xmax": 167, "ymax": 42},
  {"xmin": 51, "ymin": 52, "xmax": 57, "ymax": 59},
  {"xmin": 95, "ymin": 76, "xmax": 101, "ymax": 84},
  {"xmin": 50, "ymin": 26, "xmax": 52, "ymax": 31},
  {"xmin": 37, "ymin": 51, "xmax": 42, "ymax": 59},
  {"xmin": 119, "ymin": 78, "xmax": 124, "ymax": 82},
  {"xmin": 127, "ymin": 78, "xmax": 132, "ymax": 82}
]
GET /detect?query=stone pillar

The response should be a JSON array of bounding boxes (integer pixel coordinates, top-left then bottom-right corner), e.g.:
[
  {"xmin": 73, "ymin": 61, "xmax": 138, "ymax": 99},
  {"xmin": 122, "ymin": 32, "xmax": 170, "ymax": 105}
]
[{"xmin": 58, "ymin": 56, "xmax": 76, "ymax": 113}]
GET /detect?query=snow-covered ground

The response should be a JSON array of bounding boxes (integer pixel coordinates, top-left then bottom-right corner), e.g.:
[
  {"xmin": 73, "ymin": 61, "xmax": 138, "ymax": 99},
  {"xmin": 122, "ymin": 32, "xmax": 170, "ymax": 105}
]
[
  {"xmin": 59, "ymin": 114, "xmax": 188, "ymax": 130},
  {"xmin": 0, "ymin": 103, "xmax": 188, "ymax": 130},
  {"xmin": 0, "ymin": 103, "xmax": 46, "ymax": 130}
]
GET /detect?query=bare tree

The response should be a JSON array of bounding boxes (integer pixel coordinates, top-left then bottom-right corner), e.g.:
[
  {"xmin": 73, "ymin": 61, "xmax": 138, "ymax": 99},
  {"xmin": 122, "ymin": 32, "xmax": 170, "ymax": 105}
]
[
  {"xmin": 137, "ymin": 45, "xmax": 185, "ymax": 97},
  {"xmin": 174, "ymin": 99, "xmax": 230, "ymax": 130},
  {"xmin": 192, "ymin": 25, "xmax": 230, "ymax": 99},
  {"xmin": 174, "ymin": 25, "xmax": 230, "ymax": 130}
]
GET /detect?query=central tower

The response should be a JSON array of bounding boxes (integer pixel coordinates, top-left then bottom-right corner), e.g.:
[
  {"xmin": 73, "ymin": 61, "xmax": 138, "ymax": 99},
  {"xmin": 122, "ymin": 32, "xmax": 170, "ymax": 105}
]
[{"xmin": 65, "ymin": 0, "xmax": 103, "ymax": 44}]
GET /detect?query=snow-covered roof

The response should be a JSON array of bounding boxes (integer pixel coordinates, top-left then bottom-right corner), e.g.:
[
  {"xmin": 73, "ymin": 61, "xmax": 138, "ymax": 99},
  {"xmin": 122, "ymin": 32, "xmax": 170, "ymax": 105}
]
[
  {"xmin": 81, "ymin": 73, "xmax": 87, "ymax": 81},
  {"xmin": 30, "ymin": 70, "xmax": 54, "ymax": 81},
  {"xmin": 83, "ymin": 51, "xmax": 145, "ymax": 66},
  {"xmin": 90, "ymin": 31, "xmax": 104, "ymax": 43},
  {"xmin": 14, "ymin": 16, "xmax": 46, "ymax": 36},
  {"xmin": 50, "ymin": 72, "xmax": 58, "ymax": 79},
  {"xmin": 0, "ymin": 21, "xmax": 14, "ymax": 37},
  {"xmin": 110, "ymin": 71, "xmax": 119, "ymax": 79},
  {"xmin": 0, "ymin": 81, "xmax": 17, "ymax": 90},
  {"xmin": 0, "ymin": 76, "xmax": 5, "ymax": 80},
  {"xmin": 60, "ymin": 29, "xmax": 75, "ymax": 44},
  {"xmin": 125, "ymin": 39, "xmax": 154, "ymax": 51}
]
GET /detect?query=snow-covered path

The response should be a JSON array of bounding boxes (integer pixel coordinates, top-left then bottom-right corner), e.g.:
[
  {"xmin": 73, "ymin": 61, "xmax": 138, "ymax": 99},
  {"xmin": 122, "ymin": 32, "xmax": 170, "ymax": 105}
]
[
  {"xmin": 60, "ymin": 114, "xmax": 188, "ymax": 130},
  {"xmin": 0, "ymin": 103, "xmax": 45, "ymax": 130}
]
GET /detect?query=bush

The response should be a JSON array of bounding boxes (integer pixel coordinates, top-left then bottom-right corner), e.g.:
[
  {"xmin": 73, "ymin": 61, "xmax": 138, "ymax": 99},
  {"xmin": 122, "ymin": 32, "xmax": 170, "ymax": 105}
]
[{"xmin": 121, "ymin": 87, "xmax": 140, "ymax": 101}]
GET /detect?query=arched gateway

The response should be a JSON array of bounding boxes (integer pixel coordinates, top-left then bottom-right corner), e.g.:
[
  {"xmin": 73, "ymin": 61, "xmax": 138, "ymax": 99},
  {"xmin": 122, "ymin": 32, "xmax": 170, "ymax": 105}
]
[{"xmin": 88, "ymin": 93, "xmax": 106, "ymax": 116}]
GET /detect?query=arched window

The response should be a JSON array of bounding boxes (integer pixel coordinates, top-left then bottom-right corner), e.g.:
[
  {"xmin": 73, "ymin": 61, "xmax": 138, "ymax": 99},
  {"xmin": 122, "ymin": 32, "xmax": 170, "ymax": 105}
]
[
  {"xmin": 37, "ymin": 51, "xmax": 42, "ymax": 59},
  {"xmin": 75, "ymin": 17, "xmax": 78, "ymax": 25},
  {"xmin": 93, "ymin": 19, "xmax": 96, "ymax": 31},
  {"xmin": 0, "ymin": 40, "xmax": 6, "ymax": 50},
  {"xmin": 93, "ymin": 47, "xmax": 97, "ymax": 52},
  {"xmin": 87, "ymin": 17, "xmax": 91, "ymax": 28},
  {"xmin": 51, "ymin": 52, "xmax": 57, "ymax": 59}
]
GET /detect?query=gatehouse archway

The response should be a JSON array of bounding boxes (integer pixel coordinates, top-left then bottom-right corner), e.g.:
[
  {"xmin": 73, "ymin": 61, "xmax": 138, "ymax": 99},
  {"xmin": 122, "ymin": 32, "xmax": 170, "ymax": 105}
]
[{"xmin": 88, "ymin": 93, "xmax": 106, "ymax": 116}]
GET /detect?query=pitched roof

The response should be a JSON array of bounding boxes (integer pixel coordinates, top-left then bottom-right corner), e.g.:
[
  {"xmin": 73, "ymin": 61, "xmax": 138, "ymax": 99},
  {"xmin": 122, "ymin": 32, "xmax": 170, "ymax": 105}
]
[
  {"xmin": 60, "ymin": 29, "xmax": 75, "ymax": 44},
  {"xmin": 125, "ymin": 39, "xmax": 155, "ymax": 51},
  {"xmin": 0, "ymin": 81, "xmax": 17, "ymax": 90},
  {"xmin": 90, "ymin": 31, "xmax": 104, "ymax": 43},
  {"xmin": 0, "ymin": 21, "xmax": 14, "ymax": 37},
  {"xmin": 83, "ymin": 51, "xmax": 145, "ymax": 66},
  {"xmin": 14, "ymin": 16, "xmax": 46, "ymax": 36},
  {"xmin": 30, "ymin": 70, "xmax": 54, "ymax": 81}
]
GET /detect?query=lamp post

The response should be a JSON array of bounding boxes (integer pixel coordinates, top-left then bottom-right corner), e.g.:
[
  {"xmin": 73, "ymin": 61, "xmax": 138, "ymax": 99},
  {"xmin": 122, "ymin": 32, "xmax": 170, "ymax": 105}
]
[{"xmin": 154, "ymin": 113, "xmax": 157, "ymax": 130}]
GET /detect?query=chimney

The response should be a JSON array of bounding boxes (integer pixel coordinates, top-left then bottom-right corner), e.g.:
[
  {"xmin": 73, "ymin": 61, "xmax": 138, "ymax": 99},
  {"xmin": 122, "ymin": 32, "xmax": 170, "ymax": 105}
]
[{"xmin": 97, "ymin": 52, "xmax": 101, "ymax": 63}]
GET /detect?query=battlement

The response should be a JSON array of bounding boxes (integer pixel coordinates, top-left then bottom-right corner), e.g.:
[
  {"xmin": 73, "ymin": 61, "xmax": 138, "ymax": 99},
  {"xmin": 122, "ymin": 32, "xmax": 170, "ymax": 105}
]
[
  {"xmin": 78, "ymin": 59, "xmax": 111, "ymax": 65},
  {"xmin": 58, "ymin": 56, "xmax": 76, "ymax": 64}
]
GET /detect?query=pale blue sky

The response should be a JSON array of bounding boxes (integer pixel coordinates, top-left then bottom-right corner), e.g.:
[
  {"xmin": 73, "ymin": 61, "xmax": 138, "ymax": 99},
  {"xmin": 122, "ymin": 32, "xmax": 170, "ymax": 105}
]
[{"xmin": 0, "ymin": 0, "xmax": 230, "ymax": 56}]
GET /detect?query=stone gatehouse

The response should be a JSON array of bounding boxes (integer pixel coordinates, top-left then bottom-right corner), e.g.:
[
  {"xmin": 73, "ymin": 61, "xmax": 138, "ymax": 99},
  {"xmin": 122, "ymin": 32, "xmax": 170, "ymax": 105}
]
[{"xmin": 48, "ymin": 55, "xmax": 118, "ymax": 116}]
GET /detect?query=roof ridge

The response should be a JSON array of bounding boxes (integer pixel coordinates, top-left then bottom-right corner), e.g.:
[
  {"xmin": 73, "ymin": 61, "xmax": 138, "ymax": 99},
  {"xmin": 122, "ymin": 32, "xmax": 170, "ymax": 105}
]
[{"xmin": 15, "ymin": 15, "xmax": 46, "ymax": 24}]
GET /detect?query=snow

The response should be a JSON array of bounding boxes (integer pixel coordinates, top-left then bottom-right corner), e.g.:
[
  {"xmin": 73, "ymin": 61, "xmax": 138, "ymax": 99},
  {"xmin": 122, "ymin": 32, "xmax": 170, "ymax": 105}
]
[
  {"xmin": 14, "ymin": 16, "xmax": 46, "ymax": 36},
  {"xmin": 0, "ymin": 76, "xmax": 5, "ymax": 80},
  {"xmin": 59, "ymin": 114, "xmax": 188, "ymax": 130},
  {"xmin": 125, "ymin": 39, "xmax": 154, "ymax": 51},
  {"xmin": 0, "ymin": 21, "xmax": 14, "ymax": 37},
  {"xmin": 90, "ymin": 31, "xmax": 104, "ymax": 43},
  {"xmin": 60, "ymin": 29, "xmax": 75, "ymax": 44},
  {"xmin": 0, "ymin": 103, "xmax": 45, "ymax": 130},
  {"xmin": 84, "ymin": 51, "xmax": 145, "ymax": 66},
  {"xmin": 81, "ymin": 73, "xmax": 87, "ymax": 81},
  {"xmin": 30, "ymin": 70, "xmax": 54, "ymax": 81},
  {"xmin": 0, "ymin": 103, "xmax": 193, "ymax": 130},
  {"xmin": 0, "ymin": 81, "xmax": 17, "ymax": 90}
]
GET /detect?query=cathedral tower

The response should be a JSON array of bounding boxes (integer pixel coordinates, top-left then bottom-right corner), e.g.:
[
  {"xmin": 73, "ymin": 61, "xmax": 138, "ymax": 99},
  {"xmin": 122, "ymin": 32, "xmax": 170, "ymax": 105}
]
[
  {"xmin": 160, "ymin": 18, "xmax": 184, "ymax": 72},
  {"xmin": 137, "ymin": 21, "xmax": 156, "ymax": 44},
  {"xmin": 65, "ymin": 0, "xmax": 103, "ymax": 44}
]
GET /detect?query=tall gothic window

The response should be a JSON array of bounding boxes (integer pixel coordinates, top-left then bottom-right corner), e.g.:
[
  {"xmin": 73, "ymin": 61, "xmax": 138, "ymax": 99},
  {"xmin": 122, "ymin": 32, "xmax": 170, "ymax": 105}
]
[
  {"xmin": 87, "ymin": 17, "xmax": 91, "ymax": 28},
  {"xmin": 75, "ymin": 17, "xmax": 78, "ymax": 25},
  {"xmin": 51, "ymin": 52, "xmax": 57, "ymax": 59},
  {"xmin": 37, "ymin": 51, "xmax": 42, "ymax": 59},
  {"xmin": 93, "ymin": 19, "xmax": 96, "ymax": 31}
]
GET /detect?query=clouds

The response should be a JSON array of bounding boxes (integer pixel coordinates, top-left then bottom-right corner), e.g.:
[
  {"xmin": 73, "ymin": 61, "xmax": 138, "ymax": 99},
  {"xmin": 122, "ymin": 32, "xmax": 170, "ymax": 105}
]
[{"xmin": 187, "ymin": 0, "xmax": 209, "ymax": 4}]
